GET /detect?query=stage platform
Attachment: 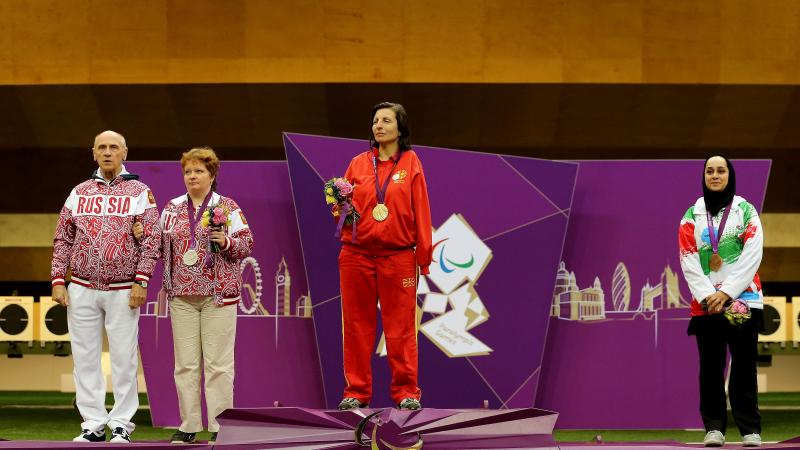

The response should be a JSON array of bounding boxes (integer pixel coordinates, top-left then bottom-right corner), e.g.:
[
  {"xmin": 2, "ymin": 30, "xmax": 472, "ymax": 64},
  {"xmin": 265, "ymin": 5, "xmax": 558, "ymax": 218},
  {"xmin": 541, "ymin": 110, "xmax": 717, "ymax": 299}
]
[
  {"xmin": 3, "ymin": 441, "xmax": 800, "ymax": 449},
  {"xmin": 1, "ymin": 439, "xmax": 800, "ymax": 449},
  {"xmin": 0, "ymin": 408, "xmax": 798, "ymax": 449}
]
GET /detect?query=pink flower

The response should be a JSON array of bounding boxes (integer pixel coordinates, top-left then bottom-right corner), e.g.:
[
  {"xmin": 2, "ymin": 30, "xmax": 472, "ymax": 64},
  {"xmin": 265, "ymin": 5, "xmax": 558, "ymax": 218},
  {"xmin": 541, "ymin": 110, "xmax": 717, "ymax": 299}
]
[
  {"xmin": 334, "ymin": 178, "xmax": 353, "ymax": 196},
  {"xmin": 731, "ymin": 301, "xmax": 748, "ymax": 314},
  {"xmin": 212, "ymin": 207, "xmax": 226, "ymax": 225}
]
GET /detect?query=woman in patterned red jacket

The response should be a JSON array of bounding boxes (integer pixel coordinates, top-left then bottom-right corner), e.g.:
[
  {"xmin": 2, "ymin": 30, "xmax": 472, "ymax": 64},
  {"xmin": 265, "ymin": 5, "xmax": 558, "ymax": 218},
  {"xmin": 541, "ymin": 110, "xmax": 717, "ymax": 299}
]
[{"xmin": 138, "ymin": 147, "xmax": 253, "ymax": 444}]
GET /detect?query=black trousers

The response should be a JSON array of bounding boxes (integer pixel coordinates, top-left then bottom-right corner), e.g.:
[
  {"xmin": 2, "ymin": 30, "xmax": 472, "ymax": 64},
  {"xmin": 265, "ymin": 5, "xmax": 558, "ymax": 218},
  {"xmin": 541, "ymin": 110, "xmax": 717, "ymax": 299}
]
[{"xmin": 690, "ymin": 310, "xmax": 763, "ymax": 435}]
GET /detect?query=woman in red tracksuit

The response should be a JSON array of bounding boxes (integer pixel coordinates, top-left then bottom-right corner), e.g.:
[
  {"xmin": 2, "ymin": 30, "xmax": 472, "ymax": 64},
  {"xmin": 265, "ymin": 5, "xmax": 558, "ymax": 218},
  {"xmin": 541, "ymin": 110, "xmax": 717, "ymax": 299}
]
[{"xmin": 336, "ymin": 102, "xmax": 432, "ymax": 411}]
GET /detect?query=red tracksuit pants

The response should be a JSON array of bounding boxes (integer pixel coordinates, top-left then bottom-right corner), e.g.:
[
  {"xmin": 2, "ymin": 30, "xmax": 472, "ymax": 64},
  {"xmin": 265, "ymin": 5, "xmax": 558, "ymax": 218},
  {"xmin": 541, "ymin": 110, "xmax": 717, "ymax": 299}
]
[{"xmin": 339, "ymin": 245, "xmax": 421, "ymax": 404}]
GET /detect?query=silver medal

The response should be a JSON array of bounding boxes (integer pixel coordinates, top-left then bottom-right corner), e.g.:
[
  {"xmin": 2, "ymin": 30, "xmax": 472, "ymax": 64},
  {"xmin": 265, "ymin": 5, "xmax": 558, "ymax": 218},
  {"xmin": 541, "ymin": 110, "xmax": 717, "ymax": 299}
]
[{"xmin": 182, "ymin": 249, "xmax": 199, "ymax": 266}]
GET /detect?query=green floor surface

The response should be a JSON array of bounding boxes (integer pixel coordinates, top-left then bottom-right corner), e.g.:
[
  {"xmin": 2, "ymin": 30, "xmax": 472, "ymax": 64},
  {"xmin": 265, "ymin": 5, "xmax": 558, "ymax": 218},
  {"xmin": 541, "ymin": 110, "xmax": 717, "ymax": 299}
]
[{"xmin": 0, "ymin": 391, "xmax": 798, "ymax": 443}]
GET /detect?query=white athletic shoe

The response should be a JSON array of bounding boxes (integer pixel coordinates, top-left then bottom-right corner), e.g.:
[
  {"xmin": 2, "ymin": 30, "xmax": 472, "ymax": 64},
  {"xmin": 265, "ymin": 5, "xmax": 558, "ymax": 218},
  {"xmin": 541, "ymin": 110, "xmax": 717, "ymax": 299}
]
[
  {"xmin": 72, "ymin": 429, "xmax": 105, "ymax": 442},
  {"xmin": 742, "ymin": 433, "xmax": 762, "ymax": 447},
  {"xmin": 109, "ymin": 427, "xmax": 132, "ymax": 443},
  {"xmin": 703, "ymin": 430, "xmax": 725, "ymax": 447}
]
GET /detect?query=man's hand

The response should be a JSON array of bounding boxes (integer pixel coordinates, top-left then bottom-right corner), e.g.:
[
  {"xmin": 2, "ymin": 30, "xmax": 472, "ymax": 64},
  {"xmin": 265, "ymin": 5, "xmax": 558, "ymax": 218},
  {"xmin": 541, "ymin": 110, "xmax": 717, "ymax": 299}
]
[
  {"xmin": 52, "ymin": 285, "xmax": 69, "ymax": 307},
  {"xmin": 705, "ymin": 291, "xmax": 731, "ymax": 314},
  {"xmin": 129, "ymin": 284, "xmax": 147, "ymax": 310},
  {"xmin": 132, "ymin": 220, "xmax": 144, "ymax": 242}
]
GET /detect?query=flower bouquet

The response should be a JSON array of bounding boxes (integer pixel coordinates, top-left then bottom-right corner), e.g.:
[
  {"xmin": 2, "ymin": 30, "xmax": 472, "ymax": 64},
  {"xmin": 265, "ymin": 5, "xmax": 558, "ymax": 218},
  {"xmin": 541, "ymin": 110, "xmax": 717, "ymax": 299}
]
[
  {"xmin": 201, "ymin": 203, "xmax": 231, "ymax": 253},
  {"xmin": 724, "ymin": 299, "xmax": 751, "ymax": 326},
  {"xmin": 325, "ymin": 177, "xmax": 360, "ymax": 225},
  {"xmin": 325, "ymin": 177, "xmax": 359, "ymax": 241}
]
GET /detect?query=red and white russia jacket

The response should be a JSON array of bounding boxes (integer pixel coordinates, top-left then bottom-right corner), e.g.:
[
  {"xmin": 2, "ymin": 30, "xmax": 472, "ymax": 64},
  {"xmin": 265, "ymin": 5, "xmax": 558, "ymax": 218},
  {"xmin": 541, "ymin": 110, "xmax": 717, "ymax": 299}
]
[
  {"xmin": 51, "ymin": 167, "xmax": 161, "ymax": 290},
  {"xmin": 160, "ymin": 192, "xmax": 253, "ymax": 306}
]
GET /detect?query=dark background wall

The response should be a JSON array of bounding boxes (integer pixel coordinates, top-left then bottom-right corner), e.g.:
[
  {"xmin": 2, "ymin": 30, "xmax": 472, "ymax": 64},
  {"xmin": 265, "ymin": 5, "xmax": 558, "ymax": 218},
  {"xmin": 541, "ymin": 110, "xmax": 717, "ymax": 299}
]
[{"xmin": 4, "ymin": 83, "xmax": 798, "ymax": 213}]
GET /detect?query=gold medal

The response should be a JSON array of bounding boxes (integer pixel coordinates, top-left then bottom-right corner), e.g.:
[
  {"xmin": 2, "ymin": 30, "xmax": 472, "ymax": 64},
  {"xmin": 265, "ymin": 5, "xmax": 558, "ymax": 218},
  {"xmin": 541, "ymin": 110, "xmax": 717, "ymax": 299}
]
[
  {"xmin": 710, "ymin": 253, "xmax": 723, "ymax": 271},
  {"xmin": 371, "ymin": 152, "xmax": 402, "ymax": 224},
  {"xmin": 183, "ymin": 249, "xmax": 199, "ymax": 266},
  {"xmin": 372, "ymin": 203, "xmax": 389, "ymax": 222}
]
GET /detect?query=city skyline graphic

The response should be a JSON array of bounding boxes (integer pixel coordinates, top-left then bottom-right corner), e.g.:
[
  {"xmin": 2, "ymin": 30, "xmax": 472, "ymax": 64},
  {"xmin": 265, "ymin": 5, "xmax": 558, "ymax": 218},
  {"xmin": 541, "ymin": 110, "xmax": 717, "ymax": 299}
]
[
  {"xmin": 550, "ymin": 260, "xmax": 691, "ymax": 322},
  {"xmin": 143, "ymin": 256, "xmax": 312, "ymax": 319}
]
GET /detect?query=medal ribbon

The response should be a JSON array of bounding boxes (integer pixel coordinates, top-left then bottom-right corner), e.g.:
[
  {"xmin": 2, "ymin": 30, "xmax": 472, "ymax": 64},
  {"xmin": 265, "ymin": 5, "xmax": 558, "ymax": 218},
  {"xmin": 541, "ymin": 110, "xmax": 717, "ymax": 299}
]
[
  {"xmin": 334, "ymin": 202, "xmax": 357, "ymax": 243},
  {"xmin": 705, "ymin": 203, "xmax": 731, "ymax": 255},
  {"xmin": 187, "ymin": 191, "xmax": 213, "ymax": 250},
  {"xmin": 372, "ymin": 150, "xmax": 402, "ymax": 206}
]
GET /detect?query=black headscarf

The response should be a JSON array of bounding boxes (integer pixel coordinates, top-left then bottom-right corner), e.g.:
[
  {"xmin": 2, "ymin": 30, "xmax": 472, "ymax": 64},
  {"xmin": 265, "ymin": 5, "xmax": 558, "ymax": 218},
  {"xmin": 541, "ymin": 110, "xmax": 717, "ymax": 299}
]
[{"xmin": 702, "ymin": 154, "xmax": 736, "ymax": 216}]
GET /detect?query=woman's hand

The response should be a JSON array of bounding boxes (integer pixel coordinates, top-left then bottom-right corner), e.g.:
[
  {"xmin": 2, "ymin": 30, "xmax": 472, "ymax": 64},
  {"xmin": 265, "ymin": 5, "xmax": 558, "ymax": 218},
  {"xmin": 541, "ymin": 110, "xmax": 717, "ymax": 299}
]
[
  {"xmin": 209, "ymin": 226, "xmax": 227, "ymax": 247},
  {"xmin": 705, "ymin": 291, "xmax": 731, "ymax": 314}
]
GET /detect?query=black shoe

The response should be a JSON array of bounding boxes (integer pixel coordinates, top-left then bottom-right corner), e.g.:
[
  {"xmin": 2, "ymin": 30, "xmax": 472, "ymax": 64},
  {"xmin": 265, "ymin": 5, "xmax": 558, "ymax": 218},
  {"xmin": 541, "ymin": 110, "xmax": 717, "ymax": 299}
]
[
  {"xmin": 170, "ymin": 430, "xmax": 197, "ymax": 444},
  {"xmin": 209, "ymin": 432, "xmax": 218, "ymax": 442},
  {"xmin": 109, "ymin": 427, "xmax": 131, "ymax": 443},
  {"xmin": 72, "ymin": 429, "xmax": 106, "ymax": 442}
]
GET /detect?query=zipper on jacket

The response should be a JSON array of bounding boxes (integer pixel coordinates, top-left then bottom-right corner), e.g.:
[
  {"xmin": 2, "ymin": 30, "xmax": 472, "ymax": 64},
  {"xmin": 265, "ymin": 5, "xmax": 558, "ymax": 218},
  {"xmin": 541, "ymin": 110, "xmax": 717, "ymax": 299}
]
[{"xmin": 95, "ymin": 179, "xmax": 111, "ymax": 288}]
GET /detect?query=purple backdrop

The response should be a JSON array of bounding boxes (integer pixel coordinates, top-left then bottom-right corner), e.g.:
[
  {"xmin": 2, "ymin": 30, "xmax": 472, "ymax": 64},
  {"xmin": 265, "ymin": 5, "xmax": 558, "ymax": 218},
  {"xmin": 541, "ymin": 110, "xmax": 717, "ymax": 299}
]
[
  {"xmin": 126, "ymin": 155, "xmax": 770, "ymax": 430},
  {"xmin": 284, "ymin": 133, "xmax": 577, "ymax": 410},
  {"xmin": 126, "ymin": 161, "xmax": 324, "ymax": 428},
  {"xmin": 535, "ymin": 160, "xmax": 771, "ymax": 428}
]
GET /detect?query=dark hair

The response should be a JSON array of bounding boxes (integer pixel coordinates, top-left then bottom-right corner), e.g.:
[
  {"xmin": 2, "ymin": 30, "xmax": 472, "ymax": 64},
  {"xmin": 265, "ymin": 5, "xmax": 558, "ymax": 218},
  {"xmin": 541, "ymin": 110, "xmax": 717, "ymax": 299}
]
[
  {"xmin": 702, "ymin": 154, "xmax": 736, "ymax": 216},
  {"xmin": 369, "ymin": 102, "xmax": 411, "ymax": 151},
  {"xmin": 182, "ymin": 146, "xmax": 219, "ymax": 191}
]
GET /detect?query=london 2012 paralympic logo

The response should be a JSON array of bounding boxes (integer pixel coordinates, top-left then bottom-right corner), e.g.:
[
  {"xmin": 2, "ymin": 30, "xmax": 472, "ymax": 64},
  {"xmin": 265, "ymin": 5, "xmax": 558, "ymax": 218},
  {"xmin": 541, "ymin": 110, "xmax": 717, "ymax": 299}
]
[
  {"xmin": 377, "ymin": 213, "xmax": 493, "ymax": 358},
  {"xmin": 431, "ymin": 238, "xmax": 475, "ymax": 273}
]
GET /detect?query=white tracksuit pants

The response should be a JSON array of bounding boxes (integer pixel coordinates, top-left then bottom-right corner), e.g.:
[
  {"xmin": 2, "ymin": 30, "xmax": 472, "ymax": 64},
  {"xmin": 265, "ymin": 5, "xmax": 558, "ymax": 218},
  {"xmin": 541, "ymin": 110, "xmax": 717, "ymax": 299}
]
[{"xmin": 67, "ymin": 283, "xmax": 140, "ymax": 434}]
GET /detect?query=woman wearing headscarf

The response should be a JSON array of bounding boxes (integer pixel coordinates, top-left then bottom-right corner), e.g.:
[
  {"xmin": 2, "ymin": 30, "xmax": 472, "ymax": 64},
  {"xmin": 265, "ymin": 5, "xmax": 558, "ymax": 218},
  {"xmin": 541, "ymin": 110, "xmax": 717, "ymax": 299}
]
[{"xmin": 678, "ymin": 155, "xmax": 764, "ymax": 448}]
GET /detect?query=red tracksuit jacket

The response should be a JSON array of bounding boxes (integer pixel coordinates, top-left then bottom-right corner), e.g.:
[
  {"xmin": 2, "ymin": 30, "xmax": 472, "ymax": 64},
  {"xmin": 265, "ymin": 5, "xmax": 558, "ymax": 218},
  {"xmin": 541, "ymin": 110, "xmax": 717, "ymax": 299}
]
[{"xmin": 339, "ymin": 149, "xmax": 433, "ymax": 274}]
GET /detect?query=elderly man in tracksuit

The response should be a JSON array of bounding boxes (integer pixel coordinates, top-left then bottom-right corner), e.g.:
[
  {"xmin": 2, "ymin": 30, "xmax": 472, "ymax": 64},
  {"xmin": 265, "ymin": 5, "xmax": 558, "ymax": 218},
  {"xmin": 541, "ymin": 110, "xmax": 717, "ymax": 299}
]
[{"xmin": 51, "ymin": 130, "xmax": 160, "ymax": 444}]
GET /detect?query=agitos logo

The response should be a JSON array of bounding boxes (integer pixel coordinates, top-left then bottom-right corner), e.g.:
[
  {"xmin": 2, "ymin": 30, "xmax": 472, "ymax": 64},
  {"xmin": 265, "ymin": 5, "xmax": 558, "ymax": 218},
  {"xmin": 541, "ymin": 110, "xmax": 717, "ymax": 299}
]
[
  {"xmin": 354, "ymin": 411, "xmax": 423, "ymax": 450},
  {"xmin": 421, "ymin": 214, "xmax": 493, "ymax": 358},
  {"xmin": 376, "ymin": 214, "xmax": 493, "ymax": 359},
  {"xmin": 431, "ymin": 238, "xmax": 475, "ymax": 273}
]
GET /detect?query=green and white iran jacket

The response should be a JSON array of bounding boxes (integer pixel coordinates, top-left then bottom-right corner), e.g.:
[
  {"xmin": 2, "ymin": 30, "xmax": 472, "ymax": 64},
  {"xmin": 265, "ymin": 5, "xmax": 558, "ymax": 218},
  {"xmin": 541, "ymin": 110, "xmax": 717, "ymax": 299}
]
[{"xmin": 678, "ymin": 195, "xmax": 763, "ymax": 316}]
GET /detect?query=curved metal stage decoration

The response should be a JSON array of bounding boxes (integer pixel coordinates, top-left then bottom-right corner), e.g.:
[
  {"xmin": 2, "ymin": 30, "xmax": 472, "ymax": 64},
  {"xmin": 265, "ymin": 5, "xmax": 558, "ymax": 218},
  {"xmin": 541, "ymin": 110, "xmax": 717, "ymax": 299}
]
[{"xmin": 213, "ymin": 407, "xmax": 559, "ymax": 449}]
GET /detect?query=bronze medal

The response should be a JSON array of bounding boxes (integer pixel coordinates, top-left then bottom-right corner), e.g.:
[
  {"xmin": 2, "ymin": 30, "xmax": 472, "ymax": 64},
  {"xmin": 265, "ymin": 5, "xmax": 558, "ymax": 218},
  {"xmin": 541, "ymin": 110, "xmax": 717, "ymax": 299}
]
[
  {"xmin": 183, "ymin": 249, "xmax": 199, "ymax": 266},
  {"xmin": 709, "ymin": 253, "xmax": 722, "ymax": 271},
  {"xmin": 705, "ymin": 204, "xmax": 731, "ymax": 274},
  {"xmin": 372, "ymin": 203, "xmax": 389, "ymax": 222}
]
